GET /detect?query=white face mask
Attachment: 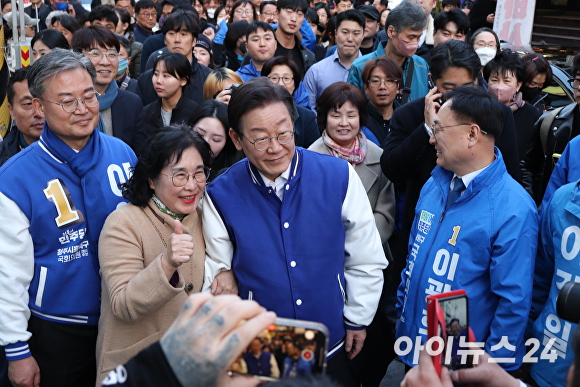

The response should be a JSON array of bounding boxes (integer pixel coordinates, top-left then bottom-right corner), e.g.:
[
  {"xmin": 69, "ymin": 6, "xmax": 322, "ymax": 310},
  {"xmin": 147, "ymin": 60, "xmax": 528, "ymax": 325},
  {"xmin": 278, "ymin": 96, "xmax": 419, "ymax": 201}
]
[
  {"xmin": 475, "ymin": 47, "xmax": 497, "ymax": 66},
  {"xmin": 207, "ymin": 8, "xmax": 216, "ymax": 18},
  {"xmin": 217, "ymin": 17, "xmax": 225, "ymax": 25}
]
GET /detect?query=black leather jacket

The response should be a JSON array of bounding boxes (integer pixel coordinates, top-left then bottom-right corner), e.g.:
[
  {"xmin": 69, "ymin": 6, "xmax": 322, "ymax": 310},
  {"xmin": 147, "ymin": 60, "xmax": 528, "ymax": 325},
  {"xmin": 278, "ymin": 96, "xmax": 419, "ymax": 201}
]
[{"xmin": 521, "ymin": 102, "xmax": 578, "ymax": 205}]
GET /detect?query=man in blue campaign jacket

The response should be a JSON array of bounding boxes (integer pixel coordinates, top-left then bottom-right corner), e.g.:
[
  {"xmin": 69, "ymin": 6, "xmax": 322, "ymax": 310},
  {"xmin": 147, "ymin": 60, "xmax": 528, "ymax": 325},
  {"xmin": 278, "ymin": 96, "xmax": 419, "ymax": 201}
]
[
  {"xmin": 396, "ymin": 86, "xmax": 539, "ymax": 371},
  {"xmin": 202, "ymin": 78, "xmax": 387, "ymax": 387},
  {"xmin": 528, "ymin": 181, "xmax": 580, "ymax": 387},
  {"xmin": 0, "ymin": 49, "xmax": 137, "ymax": 386}
]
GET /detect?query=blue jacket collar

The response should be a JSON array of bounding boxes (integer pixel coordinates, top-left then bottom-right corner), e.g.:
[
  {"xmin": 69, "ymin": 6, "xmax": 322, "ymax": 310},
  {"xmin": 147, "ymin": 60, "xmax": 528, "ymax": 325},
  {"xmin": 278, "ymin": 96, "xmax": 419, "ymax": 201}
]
[{"xmin": 431, "ymin": 147, "xmax": 505, "ymax": 198}]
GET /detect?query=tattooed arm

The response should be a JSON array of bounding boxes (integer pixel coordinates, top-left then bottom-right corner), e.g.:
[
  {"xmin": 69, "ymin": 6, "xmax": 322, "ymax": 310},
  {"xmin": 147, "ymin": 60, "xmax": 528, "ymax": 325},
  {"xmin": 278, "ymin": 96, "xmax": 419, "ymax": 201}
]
[{"xmin": 101, "ymin": 294, "xmax": 276, "ymax": 387}]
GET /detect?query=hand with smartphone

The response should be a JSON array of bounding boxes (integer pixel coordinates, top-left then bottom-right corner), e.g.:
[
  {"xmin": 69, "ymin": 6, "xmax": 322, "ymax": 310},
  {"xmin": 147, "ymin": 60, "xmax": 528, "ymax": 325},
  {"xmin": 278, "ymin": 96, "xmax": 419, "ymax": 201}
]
[
  {"xmin": 426, "ymin": 290, "xmax": 475, "ymax": 376},
  {"xmin": 425, "ymin": 76, "xmax": 444, "ymax": 129}
]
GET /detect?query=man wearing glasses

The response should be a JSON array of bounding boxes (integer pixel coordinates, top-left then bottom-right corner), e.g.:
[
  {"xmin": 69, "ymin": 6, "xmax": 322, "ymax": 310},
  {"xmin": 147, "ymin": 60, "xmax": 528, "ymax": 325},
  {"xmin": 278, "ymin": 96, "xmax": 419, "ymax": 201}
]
[
  {"xmin": 202, "ymin": 78, "xmax": 387, "ymax": 387},
  {"xmin": 521, "ymin": 53, "xmax": 580, "ymax": 206},
  {"xmin": 0, "ymin": 49, "xmax": 137, "ymax": 387},
  {"xmin": 72, "ymin": 25, "xmax": 146, "ymax": 155},
  {"xmin": 133, "ymin": 0, "xmax": 157, "ymax": 43},
  {"xmin": 396, "ymin": 86, "xmax": 538, "ymax": 371}
]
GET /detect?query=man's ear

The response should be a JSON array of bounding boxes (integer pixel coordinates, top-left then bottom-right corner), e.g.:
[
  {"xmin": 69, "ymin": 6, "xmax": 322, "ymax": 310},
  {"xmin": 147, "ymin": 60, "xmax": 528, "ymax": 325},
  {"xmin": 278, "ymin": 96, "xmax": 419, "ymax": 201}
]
[
  {"xmin": 467, "ymin": 124, "xmax": 480, "ymax": 147},
  {"xmin": 229, "ymin": 128, "xmax": 244, "ymax": 151},
  {"xmin": 32, "ymin": 98, "xmax": 45, "ymax": 118},
  {"xmin": 387, "ymin": 24, "xmax": 395, "ymax": 39}
]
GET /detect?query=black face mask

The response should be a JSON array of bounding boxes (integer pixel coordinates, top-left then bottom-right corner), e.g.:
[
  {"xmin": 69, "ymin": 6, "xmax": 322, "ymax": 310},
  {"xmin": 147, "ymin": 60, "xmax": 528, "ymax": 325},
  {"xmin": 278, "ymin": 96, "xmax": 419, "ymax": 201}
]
[
  {"xmin": 238, "ymin": 41, "xmax": 247, "ymax": 55},
  {"xmin": 521, "ymin": 85, "xmax": 541, "ymax": 102}
]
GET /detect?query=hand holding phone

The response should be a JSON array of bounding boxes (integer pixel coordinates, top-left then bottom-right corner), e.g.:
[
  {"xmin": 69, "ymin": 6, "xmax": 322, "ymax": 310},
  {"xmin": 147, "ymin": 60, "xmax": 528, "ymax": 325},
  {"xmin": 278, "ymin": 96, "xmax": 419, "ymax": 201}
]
[{"xmin": 426, "ymin": 290, "xmax": 475, "ymax": 376}]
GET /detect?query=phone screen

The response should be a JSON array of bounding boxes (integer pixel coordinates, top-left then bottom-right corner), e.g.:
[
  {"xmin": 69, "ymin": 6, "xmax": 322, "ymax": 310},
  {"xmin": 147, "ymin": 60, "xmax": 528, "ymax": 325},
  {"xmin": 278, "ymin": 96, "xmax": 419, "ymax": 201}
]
[
  {"xmin": 228, "ymin": 318, "xmax": 328, "ymax": 380},
  {"xmin": 439, "ymin": 294, "xmax": 472, "ymax": 371}
]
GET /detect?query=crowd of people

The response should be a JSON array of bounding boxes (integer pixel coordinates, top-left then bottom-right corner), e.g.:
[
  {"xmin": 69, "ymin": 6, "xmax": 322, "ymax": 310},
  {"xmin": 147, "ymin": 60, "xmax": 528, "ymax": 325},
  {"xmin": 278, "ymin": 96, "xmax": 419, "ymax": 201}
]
[{"xmin": 0, "ymin": 0, "xmax": 579, "ymax": 386}]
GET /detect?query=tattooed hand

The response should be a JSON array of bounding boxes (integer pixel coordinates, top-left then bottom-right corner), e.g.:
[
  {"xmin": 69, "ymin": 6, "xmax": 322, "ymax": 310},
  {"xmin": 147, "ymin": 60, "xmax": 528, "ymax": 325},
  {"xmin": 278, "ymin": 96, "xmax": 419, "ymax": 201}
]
[{"xmin": 160, "ymin": 293, "xmax": 276, "ymax": 387}]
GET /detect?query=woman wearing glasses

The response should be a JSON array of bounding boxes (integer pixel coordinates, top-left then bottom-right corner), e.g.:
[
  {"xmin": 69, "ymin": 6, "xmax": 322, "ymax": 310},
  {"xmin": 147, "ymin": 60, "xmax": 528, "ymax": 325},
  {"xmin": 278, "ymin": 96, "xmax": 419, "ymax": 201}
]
[
  {"xmin": 71, "ymin": 26, "xmax": 146, "ymax": 154},
  {"xmin": 261, "ymin": 56, "xmax": 320, "ymax": 148},
  {"xmin": 96, "ymin": 125, "xmax": 232, "ymax": 384},
  {"xmin": 143, "ymin": 52, "xmax": 197, "ymax": 138},
  {"xmin": 309, "ymin": 81, "xmax": 395, "ymax": 256},
  {"xmin": 213, "ymin": 0, "xmax": 256, "ymax": 48}
]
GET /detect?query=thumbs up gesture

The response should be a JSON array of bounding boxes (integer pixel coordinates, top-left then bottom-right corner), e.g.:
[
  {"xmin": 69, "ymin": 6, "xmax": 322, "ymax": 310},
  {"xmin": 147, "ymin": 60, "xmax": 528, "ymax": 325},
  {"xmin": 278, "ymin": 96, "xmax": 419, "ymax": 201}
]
[{"xmin": 164, "ymin": 219, "xmax": 194, "ymax": 268}]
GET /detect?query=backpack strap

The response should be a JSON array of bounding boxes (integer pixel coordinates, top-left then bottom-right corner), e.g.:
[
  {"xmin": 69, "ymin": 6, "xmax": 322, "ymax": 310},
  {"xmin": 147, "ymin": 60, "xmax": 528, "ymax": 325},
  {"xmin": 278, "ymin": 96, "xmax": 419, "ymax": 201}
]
[
  {"xmin": 400, "ymin": 57, "xmax": 415, "ymax": 105},
  {"xmin": 540, "ymin": 106, "xmax": 564, "ymax": 156}
]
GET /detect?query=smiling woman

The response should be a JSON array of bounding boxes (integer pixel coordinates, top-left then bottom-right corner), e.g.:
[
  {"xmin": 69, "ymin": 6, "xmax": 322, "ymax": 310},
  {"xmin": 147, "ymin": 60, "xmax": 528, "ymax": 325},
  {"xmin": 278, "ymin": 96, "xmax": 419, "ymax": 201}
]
[{"xmin": 96, "ymin": 125, "xmax": 234, "ymax": 385}]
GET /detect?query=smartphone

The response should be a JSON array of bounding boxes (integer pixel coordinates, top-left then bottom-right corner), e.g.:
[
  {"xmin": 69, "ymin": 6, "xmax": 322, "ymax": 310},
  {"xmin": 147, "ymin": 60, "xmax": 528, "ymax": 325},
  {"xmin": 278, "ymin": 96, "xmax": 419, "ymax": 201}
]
[
  {"xmin": 426, "ymin": 290, "xmax": 475, "ymax": 376},
  {"xmin": 228, "ymin": 318, "xmax": 329, "ymax": 381},
  {"xmin": 427, "ymin": 76, "xmax": 445, "ymax": 105}
]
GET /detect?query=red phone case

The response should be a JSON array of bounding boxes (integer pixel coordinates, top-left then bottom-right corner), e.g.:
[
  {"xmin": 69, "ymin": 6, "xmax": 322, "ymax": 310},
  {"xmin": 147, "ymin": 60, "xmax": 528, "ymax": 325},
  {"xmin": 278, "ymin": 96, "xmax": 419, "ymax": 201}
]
[{"xmin": 426, "ymin": 290, "xmax": 476, "ymax": 376}]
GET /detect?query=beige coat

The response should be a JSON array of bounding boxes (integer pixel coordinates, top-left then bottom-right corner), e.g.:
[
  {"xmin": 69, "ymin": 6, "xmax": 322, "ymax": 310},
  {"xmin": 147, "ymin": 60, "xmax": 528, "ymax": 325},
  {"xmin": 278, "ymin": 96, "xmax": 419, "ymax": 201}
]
[
  {"xmin": 96, "ymin": 200, "xmax": 205, "ymax": 385},
  {"xmin": 308, "ymin": 138, "xmax": 395, "ymax": 246}
]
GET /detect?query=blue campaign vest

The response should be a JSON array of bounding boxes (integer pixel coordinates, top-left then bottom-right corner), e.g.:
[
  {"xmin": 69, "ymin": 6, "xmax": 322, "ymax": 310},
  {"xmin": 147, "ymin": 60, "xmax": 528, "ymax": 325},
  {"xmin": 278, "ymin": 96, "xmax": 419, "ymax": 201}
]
[
  {"xmin": 243, "ymin": 351, "xmax": 273, "ymax": 376},
  {"xmin": 0, "ymin": 136, "xmax": 136, "ymax": 325},
  {"xmin": 207, "ymin": 148, "xmax": 349, "ymax": 349}
]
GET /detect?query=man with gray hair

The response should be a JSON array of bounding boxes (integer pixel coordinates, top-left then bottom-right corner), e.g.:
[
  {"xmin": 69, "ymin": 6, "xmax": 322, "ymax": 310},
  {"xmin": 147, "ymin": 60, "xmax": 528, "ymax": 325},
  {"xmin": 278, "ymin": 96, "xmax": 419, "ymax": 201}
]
[
  {"xmin": 0, "ymin": 49, "xmax": 137, "ymax": 387},
  {"xmin": 347, "ymin": 1, "xmax": 430, "ymax": 104}
]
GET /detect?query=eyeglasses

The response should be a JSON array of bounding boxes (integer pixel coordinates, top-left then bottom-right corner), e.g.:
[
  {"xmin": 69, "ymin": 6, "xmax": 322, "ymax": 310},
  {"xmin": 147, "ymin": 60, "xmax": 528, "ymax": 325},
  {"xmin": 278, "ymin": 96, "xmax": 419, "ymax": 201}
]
[
  {"xmin": 268, "ymin": 75, "xmax": 293, "ymax": 85},
  {"xmin": 86, "ymin": 49, "xmax": 119, "ymax": 61},
  {"xmin": 235, "ymin": 9, "xmax": 253, "ymax": 15},
  {"xmin": 242, "ymin": 130, "xmax": 294, "ymax": 151},
  {"xmin": 568, "ymin": 78, "xmax": 580, "ymax": 89},
  {"xmin": 40, "ymin": 91, "xmax": 100, "ymax": 113},
  {"xmin": 473, "ymin": 41, "xmax": 497, "ymax": 49},
  {"xmin": 368, "ymin": 78, "xmax": 398, "ymax": 89},
  {"xmin": 161, "ymin": 167, "xmax": 211, "ymax": 186},
  {"xmin": 430, "ymin": 123, "xmax": 486, "ymax": 138},
  {"xmin": 137, "ymin": 12, "xmax": 157, "ymax": 18},
  {"xmin": 337, "ymin": 2, "xmax": 352, "ymax": 9}
]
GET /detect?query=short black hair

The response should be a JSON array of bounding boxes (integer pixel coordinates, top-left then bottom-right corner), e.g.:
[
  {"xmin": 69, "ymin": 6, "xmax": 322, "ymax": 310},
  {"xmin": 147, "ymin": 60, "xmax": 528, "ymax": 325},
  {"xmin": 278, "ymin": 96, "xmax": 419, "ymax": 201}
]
[
  {"xmin": 445, "ymin": 86, "xmax": 503, "ymax": 138},
  {"xmin": 442, "ymin": 0, "xmax": 460, "ymax": 8},
  {"xmin": 316, "ymin": 82, "xmax": 367, "ymax": 133},
  {"xmin": 89, "ymin": 5, "xmax": 119, "ymax": 25},
  {"xmin": 277, "ymin": 0, "xmax": 308, "ymax": 14},
  {"xmin": 228, "ymin": 77, "xmax": 295, "ymax": 135},
  {"xmin": 261, "ymin": 56, "xmax": 301, "ymax": 91},
  {"xmin": 433, "ymin": 9, "xmax": 469, "ymax": 35},
  {"xmin": 430, "ymin": 40, "xmax": 480, "ymax": 82},
  {"xmin": 115, "ymin": 0, "xmax": 135, "ymax": 7},
  {"xmin": 483, "ymin": 49, "xmax": 526, "ymax": 84},
  {"xmin": 51, "ymin": 14, "xmax": 81, "ymax": 34},
  {"xmin": 154, "ymin": 52, "xmax": 192, "ymax": 83},
  {"xmin": 335, "ymin": 8, "xmax": 365, "ymax": 30},
  {"xmin": 259, "ymin": 0, "xmax": 277, "ymax": 14},
  {"xmin": 224, "ymin": 20, "xmax": 249, "ymax": 51},
  {"xmin": 31, "ymin": 29, "xmax": 70, "ymax": 53},
  {"xmin": 122, "ymin": 124, "xmax": 212, "ymax": 207},
  {"xmin": 161, "ymin": 9, "xmax": 200, "ymax": 37},
  {"xmin": 305, "ymin": 8, "xmax": 319, "ymax": 26},
  {"xmin": 246, "ymin": 20, "xmax": 275, "ymax": 41},
  {"xmin": 573, "ymin": 52, "xmax": 580, "ymax": 78},
  {"xmin": 114, "ymin": 7, "xmax": 132, "ymax": 31},
  {"xmin": 8, "ymin": 67, "xmax": 30, "ymax": 106},
  {"xmin": 135, "ymin": 0, "xmax": 156, "ymax": 13},
  {"xmin": 71, "ymin": 25, "xmax": 121, "ymax": 52}
]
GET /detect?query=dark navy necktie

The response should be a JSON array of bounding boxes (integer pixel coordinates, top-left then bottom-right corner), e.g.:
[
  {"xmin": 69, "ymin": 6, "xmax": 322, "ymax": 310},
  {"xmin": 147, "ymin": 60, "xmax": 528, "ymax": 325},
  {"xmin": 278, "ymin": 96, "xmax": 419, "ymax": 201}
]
[{"xmin": 446, "ymin": 176, "xmax": 465, "ymax": 209}]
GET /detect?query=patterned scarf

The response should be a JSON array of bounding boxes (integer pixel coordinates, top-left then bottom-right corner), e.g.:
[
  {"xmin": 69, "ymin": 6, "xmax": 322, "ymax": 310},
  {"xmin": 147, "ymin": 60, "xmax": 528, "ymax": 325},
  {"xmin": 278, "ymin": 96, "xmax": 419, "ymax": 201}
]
[
  {"xmin": 152, "ymin": 194, "xmax": 186, "ymax": 221},
  {"xmin": 321, "ymin": 129, "xmax": 368, "ymax": 165},
  {"xmin": 509, "ymin": 91, "xmax": 526, "ymax": 112}
]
